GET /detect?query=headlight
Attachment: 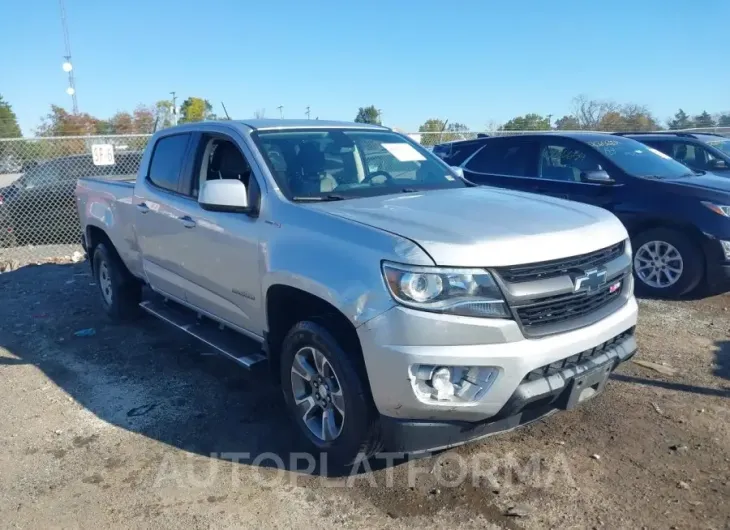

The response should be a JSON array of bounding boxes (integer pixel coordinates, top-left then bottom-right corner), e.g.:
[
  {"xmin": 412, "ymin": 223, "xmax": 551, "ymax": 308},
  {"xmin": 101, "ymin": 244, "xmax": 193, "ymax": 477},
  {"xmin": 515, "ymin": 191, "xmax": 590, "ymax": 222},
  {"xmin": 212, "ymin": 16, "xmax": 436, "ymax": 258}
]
[
  {"xmin": 382, "ymin": 262, "xmax": 510, "ymax": 318},
  {"xmin": 701, "ymin": 201, "xmax": 730, "ymax": 217}
]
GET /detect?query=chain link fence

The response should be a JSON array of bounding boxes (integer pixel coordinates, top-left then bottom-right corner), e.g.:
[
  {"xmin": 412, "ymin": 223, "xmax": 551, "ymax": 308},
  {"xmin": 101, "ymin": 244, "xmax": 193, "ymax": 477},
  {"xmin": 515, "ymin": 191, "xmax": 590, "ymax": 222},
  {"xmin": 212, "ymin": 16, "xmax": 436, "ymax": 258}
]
[
  {"xmin": 1, "ymin": 127, "xmax": 729, "ymax": 267},
  {"xmin": 0, "ymin": 134, "xmax": 150, "ymax": 267}
]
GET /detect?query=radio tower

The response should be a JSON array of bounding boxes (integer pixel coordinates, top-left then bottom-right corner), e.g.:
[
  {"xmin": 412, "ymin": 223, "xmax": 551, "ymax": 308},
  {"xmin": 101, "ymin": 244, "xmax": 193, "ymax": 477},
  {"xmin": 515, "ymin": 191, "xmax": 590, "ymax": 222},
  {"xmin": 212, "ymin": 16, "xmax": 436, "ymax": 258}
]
[{"xmin": 59, "ymin": 0, "xmax": 78, "ymax": 113}]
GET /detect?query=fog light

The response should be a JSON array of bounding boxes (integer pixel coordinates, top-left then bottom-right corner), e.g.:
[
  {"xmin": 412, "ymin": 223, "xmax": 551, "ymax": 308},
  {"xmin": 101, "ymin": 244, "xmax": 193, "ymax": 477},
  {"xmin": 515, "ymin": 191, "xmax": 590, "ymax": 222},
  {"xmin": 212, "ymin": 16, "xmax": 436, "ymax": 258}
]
[
  {"xmin": 721, "ymin": 240, "xmax": 730, "ymax": 260},
  {"xmin": 413, "ymin": 365, "xmax": 499, "ymax": 404},
  {"xmin": 431, "ymin": 367, "xmax": 455, "ymax": 401}
]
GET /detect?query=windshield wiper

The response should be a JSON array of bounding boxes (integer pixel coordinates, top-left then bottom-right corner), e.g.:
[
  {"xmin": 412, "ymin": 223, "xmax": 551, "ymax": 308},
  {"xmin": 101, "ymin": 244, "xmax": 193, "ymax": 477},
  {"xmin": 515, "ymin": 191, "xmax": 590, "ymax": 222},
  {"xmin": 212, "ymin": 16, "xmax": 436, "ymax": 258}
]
[{"xmin": 291, "ymin": 194, "xmax": 348, "ymax": 202}]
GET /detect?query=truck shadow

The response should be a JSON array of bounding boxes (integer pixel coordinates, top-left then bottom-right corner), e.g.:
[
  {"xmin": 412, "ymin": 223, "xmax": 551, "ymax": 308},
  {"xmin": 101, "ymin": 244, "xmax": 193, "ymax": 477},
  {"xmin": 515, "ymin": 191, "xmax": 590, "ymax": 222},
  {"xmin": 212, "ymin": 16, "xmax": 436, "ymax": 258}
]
[
  {"xmin": 0, "ymin": 262, "xmax": 407, "ymax": 478},
  {"xmin": 610, "ymin": 338, "xmax": 730, "ymax": 395}
]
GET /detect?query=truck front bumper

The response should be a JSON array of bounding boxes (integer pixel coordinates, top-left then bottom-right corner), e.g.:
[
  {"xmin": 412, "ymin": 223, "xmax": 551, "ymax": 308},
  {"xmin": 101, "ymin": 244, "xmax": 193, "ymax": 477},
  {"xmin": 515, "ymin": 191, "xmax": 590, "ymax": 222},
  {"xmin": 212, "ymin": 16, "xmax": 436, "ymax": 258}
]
[
  {"xmin": 357, "ymin": 295, "xmax": 638, "ymax": 429},
  {"xmin": 379, "ymin": 328, "xmax": 636, "ymax": 453}
]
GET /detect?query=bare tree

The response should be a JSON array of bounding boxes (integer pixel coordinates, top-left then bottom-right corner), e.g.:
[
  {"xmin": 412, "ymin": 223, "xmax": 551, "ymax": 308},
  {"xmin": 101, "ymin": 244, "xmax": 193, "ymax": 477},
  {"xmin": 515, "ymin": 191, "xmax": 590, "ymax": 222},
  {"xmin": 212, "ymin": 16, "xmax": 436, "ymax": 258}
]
[
  {"xmin": 571, "ymin": 95, "xmax": 619, "ymax": 130},
  {"xmin": 484, "ymin": 120, "xmax": 502, "ymax": 133},
  {"xmin": 253, "ymin": 108, "xmax": 266, "ymax": 119}
]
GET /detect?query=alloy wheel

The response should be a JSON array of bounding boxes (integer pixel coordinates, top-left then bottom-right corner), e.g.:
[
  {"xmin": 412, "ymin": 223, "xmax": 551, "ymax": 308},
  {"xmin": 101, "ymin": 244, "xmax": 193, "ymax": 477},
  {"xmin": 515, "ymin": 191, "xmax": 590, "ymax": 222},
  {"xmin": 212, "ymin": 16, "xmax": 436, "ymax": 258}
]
[
  {"xmin": 634, "ymin": 240, "xmax": 684, "ymax": 289},
  {"xmin": 290, "ymin": 346, "xmax": 345, "ymax": 442}
]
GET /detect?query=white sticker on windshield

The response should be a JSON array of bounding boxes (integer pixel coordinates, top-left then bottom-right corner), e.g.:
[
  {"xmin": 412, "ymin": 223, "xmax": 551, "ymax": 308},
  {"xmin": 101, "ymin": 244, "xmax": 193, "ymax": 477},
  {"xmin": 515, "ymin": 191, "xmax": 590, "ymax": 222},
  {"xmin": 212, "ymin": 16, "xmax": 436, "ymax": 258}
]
[
  {"xmin": 646, "ymin": 146, "xmax": 672, "ymax": 160},
  {"xmin": 382, "ymin": 143, "xmax": 426, "ymax": 162}
]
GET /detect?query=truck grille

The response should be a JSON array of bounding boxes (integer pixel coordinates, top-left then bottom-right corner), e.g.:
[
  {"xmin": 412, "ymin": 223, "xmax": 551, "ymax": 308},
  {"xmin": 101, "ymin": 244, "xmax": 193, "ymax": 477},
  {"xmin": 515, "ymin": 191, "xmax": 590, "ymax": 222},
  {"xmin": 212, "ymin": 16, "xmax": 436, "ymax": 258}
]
[
  {"xmin": 522, "ymin": 327, "xmax": 635, "ymax": 382},
  {"xmin": 514, "ymin": 275, "xmax": 626, "ymax": 333},
  {"xmin": 495, "ymin": 241, "xmax": 625, "ymax": 283}
]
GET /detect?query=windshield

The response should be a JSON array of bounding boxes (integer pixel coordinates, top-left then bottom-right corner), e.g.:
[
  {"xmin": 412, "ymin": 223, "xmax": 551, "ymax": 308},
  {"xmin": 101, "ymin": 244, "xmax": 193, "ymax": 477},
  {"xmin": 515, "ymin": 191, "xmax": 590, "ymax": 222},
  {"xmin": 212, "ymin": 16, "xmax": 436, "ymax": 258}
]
[
  {"xmin": 253, "ymin": 129, "xmax": 464, "ymax": 200},
  {"xmin": 707, "ymin": 139, "xmax": 730, "ymax": 156},
  {"xmin": 586, "ymin": 137, "xmax": 694, "ymax": 179}
]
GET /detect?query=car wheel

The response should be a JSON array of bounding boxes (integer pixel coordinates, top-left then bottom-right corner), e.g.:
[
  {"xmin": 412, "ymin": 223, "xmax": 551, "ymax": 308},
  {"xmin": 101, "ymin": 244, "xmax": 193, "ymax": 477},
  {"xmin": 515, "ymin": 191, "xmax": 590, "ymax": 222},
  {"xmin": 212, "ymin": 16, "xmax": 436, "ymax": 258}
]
[
  {"xmin": 280, "ymin": 320, "xmax": 381, "ymax": 467},
  {"xmin": 92, "ymin": 243, "xmax": 141, "ymax": 320},
  {"xmin": 632, "ymin": 228, "xmax": 703, "ymax": 298}
]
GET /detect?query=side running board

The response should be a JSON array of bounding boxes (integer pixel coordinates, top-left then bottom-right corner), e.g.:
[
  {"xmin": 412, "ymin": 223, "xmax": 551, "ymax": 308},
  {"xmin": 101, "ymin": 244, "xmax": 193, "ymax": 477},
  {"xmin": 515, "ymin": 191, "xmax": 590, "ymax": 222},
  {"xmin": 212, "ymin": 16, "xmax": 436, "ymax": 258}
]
[{"xmin": 139, "ymin": 298, "xmax": 267, "ymax": 371}]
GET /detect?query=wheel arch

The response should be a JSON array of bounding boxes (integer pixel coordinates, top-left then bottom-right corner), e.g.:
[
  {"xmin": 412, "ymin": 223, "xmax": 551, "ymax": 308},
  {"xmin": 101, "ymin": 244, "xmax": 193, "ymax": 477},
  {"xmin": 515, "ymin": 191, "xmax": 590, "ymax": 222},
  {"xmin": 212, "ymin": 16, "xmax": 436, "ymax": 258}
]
[{"xmin": 265, "ymin": 284, "xmax": 369, "ymax": 391}]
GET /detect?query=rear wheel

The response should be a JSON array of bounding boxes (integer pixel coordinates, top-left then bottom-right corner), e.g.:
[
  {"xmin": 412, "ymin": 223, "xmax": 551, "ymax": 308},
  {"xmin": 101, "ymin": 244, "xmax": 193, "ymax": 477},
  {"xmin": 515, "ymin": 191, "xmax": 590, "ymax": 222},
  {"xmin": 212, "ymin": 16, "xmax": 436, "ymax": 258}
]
[
  {"xmin": 92, "ymin": 243, "xmax": 141, "ymax": 320},
  {"xmin": 280, "ymin": 321, "xmax": 381, "ymax": 467},
  {"xmin": 632, "ymin": 228, "xmax": 703, "ymax": 298}
]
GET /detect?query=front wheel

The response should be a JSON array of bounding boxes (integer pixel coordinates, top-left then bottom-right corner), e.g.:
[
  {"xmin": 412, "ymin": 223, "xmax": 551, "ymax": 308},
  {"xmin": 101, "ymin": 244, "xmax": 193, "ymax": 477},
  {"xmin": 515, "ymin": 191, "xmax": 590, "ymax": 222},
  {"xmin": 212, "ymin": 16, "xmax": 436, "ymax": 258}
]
[
  {"xmin": 280, "ymin": 321, "xmax": 381, "ymax": 467},
  {"xmin": 632, "ymin": 228, "xmax": 704, "ymax": 298}
]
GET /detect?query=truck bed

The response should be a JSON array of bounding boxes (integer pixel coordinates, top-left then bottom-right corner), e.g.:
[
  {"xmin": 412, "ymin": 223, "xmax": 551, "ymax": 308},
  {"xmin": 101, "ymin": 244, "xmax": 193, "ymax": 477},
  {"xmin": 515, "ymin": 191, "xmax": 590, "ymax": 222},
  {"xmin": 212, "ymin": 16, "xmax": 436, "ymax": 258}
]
[{"xmin": 75, "ymin": 176, "xmax": 140, "ymax": 277}]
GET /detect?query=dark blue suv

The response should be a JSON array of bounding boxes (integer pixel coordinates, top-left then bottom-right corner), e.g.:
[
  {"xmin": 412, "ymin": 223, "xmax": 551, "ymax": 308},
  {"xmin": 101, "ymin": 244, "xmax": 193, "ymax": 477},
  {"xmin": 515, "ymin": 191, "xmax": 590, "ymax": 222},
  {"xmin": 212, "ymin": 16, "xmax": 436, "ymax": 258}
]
[
  {"xmin": 619, "ymin": 132, "xmax": 730, "ymax": 176},
  {"xmin": 438, "ymin": 133, "xmax": 730, "ymax": 298}
]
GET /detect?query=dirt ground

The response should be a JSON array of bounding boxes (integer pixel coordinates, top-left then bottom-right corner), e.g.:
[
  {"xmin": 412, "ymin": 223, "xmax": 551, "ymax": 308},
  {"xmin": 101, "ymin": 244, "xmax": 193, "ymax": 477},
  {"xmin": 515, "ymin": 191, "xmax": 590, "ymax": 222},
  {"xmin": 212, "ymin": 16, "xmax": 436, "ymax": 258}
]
[{"xmin": 0, "ymin": 260, "xmax": 728, "ymax": 529}]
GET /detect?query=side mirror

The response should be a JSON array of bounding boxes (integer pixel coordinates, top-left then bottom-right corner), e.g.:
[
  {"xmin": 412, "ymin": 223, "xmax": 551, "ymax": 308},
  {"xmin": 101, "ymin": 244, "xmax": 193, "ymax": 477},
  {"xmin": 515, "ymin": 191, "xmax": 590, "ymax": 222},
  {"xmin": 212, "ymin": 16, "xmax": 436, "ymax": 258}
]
[
  {"xmin": 199, "ymin": 179, "xmax": 250, "ymax": 213},
  {"xmin": 708, "ymin": 158, "xmax": 728, "ymax": 170},
  {"xmin": 580, "ymin": 170, "xmax": 615, "ymax": 185},
  {"xmin": 450, "ymin": 166, "xmax": 465, "ymax": 179}
]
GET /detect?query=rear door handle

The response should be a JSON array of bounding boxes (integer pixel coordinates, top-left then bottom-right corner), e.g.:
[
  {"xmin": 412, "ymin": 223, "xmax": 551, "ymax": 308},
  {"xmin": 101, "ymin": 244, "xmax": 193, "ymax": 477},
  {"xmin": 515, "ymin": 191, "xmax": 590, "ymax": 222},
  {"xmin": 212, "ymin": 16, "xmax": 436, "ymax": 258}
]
[
  {"xmin": 179, "ymin": 215, "xmax": 196, "ymax": 229},
  {"xmin": 136, "ymin": 202, "xmax": 149, "ymax": 214}
]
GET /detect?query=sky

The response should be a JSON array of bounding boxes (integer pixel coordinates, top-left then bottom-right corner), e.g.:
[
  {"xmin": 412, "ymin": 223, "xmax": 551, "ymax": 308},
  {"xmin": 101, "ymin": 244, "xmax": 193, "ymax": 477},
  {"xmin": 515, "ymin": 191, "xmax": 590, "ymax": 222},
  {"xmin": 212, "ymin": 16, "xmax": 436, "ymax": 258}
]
[{"xmin": 1, "ymin": 0, "xmax": 728, "ymax": 136}]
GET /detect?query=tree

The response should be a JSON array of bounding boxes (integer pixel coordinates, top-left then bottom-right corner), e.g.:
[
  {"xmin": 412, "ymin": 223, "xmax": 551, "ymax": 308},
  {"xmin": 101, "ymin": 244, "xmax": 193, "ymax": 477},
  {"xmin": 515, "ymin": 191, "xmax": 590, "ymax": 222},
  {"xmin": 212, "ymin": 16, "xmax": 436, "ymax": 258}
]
[
  {"xmin": 0, "ymin": 95, "xmax": 22, "ymax": 138},
  {"xmin": 718, "ymin": 114, "xmax": 730, "ymax": 127},
  {"xmin": 108, "ymin": 111, "xmax": 135, "ymax": 134},
  {"xmin": 36, "ymin": 105, "xmax": 102, "ymax": 136},
  {"xmin": 418, "ymin": 119, "xmax": 469, "ymax": 145},
  {"xmin": 597, "ymin": 111, "xmax": 626, "ymax": 131},
  {"xmin": 501, "ymin": 113, "xmax": 550, "ymax": 131},
  {"xmin": 571, "ymin": 95, "xmax": 619, "ymax": 130},
  {"xmin": 668, "ymin": 109, "xmax": 693, "ymax": 130},
  {"xmin": 354, "ymin": 105, "xmax": 381, "ymax": 125},
  {"xmin": 620, "ymin": 103, "xmax": 660, "ymax": 131},
  {"xmin": 133, "ymin": 105, "xmax": 156, "ymax": 133},
  {"xmin": 154, "ymin": 100, "xmax": 175, "ymax": 129},
  {"xmin": 693, "ymin": 111, "xmax": 716, "ymax": 128},
  {"xmin": 253, "ymin": 108, "xmax": 266, "ymax": 119},
  {"xmin": 179, "ymin": 97, "xmax": 214, "ymax": 123},
  {"xmin": 554, "ymin": 115, "xmax": 581, "ymax": 130}
]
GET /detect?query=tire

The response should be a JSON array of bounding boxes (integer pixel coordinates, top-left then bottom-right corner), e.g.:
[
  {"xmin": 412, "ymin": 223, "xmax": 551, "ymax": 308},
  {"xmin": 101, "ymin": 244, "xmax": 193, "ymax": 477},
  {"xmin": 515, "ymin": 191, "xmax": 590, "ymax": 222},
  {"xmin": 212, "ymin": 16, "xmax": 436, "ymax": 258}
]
[
  {"xmin": 280, "ymin": 320, "xmax": 381, "ymax": 467},
  {"xmin": 92, "ymin": 243, "xmax": 141, "ymax": 320},
  {"xmin": 632, "ymin": 228, "xmax": 704, "ymax": 298}
]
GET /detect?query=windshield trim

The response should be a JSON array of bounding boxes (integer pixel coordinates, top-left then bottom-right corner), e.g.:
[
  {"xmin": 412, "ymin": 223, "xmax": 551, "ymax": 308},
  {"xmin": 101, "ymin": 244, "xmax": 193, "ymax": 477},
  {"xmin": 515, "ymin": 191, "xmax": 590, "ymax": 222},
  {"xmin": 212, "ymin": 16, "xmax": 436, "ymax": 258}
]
[{"xmin": 250, "ymin": 128, "xmax": 464, "ymax": 202}]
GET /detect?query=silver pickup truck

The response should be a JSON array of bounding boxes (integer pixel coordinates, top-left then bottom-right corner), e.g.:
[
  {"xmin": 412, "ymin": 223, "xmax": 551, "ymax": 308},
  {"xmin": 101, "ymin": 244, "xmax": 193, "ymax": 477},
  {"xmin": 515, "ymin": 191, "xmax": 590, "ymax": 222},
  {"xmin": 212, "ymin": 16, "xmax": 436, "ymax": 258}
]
[{"xmin": 75, "ymin": 119, "xmax": 638, "ymax": 464}]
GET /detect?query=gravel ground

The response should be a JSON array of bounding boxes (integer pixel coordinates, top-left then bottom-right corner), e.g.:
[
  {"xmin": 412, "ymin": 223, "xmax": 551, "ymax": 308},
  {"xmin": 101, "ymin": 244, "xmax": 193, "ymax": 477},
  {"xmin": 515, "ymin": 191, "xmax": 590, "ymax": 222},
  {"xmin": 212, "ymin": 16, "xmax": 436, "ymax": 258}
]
[
  {"xmin": 0, "ymin": 244, "xmax": 84, "ymax": 266},
  {"xmin": 0, "ymin": 260, "xmax": 728, "ymax": 529}
]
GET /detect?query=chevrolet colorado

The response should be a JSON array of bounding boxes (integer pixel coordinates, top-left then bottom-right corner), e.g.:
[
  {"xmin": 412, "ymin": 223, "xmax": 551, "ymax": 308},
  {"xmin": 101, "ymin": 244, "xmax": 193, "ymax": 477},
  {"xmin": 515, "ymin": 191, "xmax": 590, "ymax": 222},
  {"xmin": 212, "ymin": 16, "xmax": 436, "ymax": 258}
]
[{"xmin": 75, "ymin": 120, "xmax": 638, "ymax": 464}]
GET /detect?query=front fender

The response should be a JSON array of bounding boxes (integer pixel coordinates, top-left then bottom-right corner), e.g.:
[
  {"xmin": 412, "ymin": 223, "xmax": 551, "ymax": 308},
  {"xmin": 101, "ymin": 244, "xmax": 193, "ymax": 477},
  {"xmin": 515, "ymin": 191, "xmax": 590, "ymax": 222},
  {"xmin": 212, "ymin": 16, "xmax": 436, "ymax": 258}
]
[{"xmin": 261, "ymin": 209, "xmax": 433, "ymax": 327}]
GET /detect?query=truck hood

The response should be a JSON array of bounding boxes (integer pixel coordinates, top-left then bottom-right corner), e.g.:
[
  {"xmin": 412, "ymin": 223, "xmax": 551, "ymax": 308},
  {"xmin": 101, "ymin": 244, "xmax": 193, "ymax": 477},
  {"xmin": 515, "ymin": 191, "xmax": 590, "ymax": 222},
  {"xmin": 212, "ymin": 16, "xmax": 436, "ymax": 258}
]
[{"xmin": 310, "ymin": 187, "xmax": 627, "ymax": 267}]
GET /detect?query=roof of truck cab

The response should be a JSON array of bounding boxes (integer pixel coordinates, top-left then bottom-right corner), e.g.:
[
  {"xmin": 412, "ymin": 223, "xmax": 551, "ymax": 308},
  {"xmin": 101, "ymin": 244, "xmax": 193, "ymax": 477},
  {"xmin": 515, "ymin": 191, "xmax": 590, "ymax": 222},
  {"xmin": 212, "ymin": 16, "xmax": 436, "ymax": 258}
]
[{"xmin": 236, "ymin": 119, "xmax": 389, "ymax": 131}]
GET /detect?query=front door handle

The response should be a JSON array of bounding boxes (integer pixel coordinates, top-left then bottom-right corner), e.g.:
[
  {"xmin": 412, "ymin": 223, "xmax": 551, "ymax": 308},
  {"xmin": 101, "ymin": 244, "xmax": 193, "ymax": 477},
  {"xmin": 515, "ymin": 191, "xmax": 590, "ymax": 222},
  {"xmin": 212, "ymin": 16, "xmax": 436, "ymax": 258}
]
[
  {"xmin": 179, "ymin": 215, "xmax": 196, "ymax": 229},
  {"xmin": 136, "ymin": 202, "xmax": 150, "ymax": 214}
]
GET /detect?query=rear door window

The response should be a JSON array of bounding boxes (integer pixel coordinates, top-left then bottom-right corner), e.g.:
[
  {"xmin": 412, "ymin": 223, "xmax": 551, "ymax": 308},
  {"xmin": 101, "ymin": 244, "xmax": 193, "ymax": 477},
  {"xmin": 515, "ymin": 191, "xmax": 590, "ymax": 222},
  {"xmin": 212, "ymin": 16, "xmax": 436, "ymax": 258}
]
[
  {"xmin": 466, "ymin": 140, "xmax": 536, "ymax": 176},
  {"xmin": 148, "ymin": 134, "xmax": 191, "ymax": 192},
  {"xmin": 642, "ymin": 141, "xmax": 673, "ymax": 157}
]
